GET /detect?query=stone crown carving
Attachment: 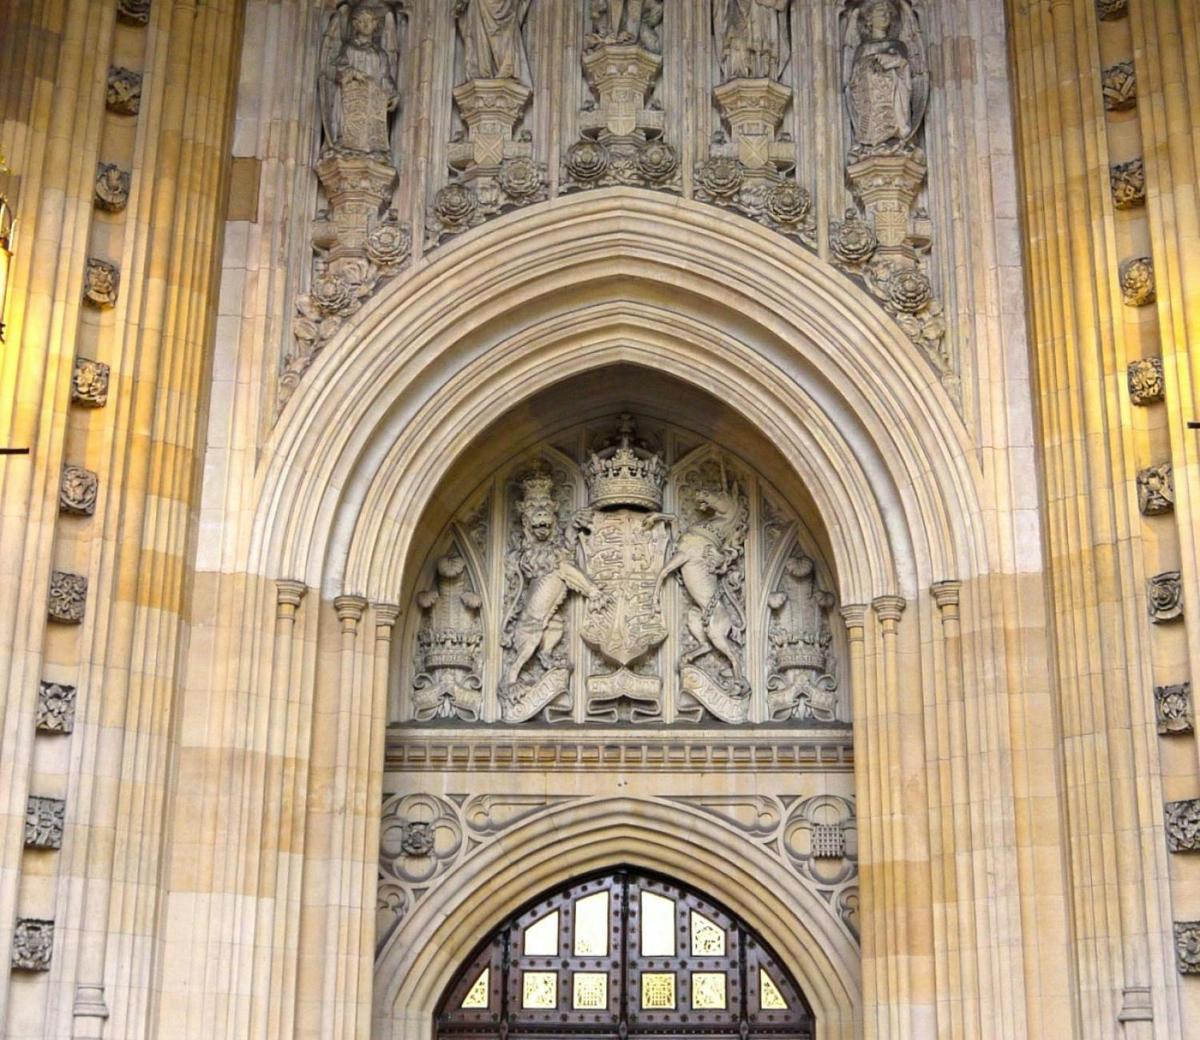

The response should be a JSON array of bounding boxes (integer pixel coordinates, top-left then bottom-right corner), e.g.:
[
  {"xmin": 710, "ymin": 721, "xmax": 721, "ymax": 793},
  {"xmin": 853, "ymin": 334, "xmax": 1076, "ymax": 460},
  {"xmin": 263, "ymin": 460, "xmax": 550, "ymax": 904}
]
[
  {"xmin": 583, "ymin": 416, "xmax": 667, "ymax": 510},
  {"xmin": 95, "ymin": 163, "xmax": 132, "ymax": 212}
]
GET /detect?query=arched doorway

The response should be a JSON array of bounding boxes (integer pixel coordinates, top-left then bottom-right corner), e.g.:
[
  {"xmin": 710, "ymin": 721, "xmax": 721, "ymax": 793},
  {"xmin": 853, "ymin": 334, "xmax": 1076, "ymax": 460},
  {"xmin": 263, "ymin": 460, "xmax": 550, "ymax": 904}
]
[{"xmin": 436, "ymin": 869, "xmax": 815, "ymax": 1039}]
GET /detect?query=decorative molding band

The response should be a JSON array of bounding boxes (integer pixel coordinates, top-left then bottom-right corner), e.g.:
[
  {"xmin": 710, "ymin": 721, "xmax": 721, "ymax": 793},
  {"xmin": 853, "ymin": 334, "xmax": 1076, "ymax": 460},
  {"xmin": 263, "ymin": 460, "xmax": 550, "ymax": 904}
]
[
  {"xmin": 385, "ymin": 727, "xmax": 854, "ymax": 773},
  {"xmin": 376, "ymin": 792, "xmax": 858, "ymax": 953}
]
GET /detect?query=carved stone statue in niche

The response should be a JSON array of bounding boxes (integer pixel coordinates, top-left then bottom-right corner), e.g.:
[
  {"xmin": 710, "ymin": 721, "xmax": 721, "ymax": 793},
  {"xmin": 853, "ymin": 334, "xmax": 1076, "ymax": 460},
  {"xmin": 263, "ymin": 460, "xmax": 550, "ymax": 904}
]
[
  {"xmin": 658, "ymin": 460, "xmax": 750, "ymax": 723},
  {"xmin": 767, "ymin": 554, "xmax": 839, "ymax": 720},
  {"xmin": 454, "ymin": 0, "xmax": 531, "ymax": 82},
  {"xmin": 412, "ymin": 553, "xmax": 484, "ymax": 721},
  {"xmin": 577, "ymin": 418, "xmax": 673, "ymax": 723},
  {"xmin": 500, "ymin": 470, "xmax": 607, "ymax": 722},
  {"xmin": 588, "ymin": 0, "xmax": 663, "ymax": 53},
  {"xmin": 843, "ymin": 0, "xmax": 927, "ymax": 155},
  {"xmin": 318, "ymin": 0, "xmax": 403, "ymax": 158},
  {"xmin": 714, "ymin": 0, "xmax": 790, "ymax": 82}
]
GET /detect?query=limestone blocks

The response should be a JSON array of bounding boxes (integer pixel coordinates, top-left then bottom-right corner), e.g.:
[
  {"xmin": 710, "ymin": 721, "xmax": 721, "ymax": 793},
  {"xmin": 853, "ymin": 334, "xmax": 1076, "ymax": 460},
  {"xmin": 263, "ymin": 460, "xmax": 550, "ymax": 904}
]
[
  {"xmin": 1156, "ymin": 682, "xmax": 1193, "ymax": 735},
  {"xmin": 94, "ymin": 162, "xmax": 131, "ymax": 212},
  {"xmin": 24, "ymin": 796, "xmax": 65, "ymax": 850},
  {"xmin": 60, "ymin": 464, "xmax": 99, "ymax": 516},
  {"xmin": 1147, "ymin": 571, "xmax": 1183, "ymax": 624},
  {"xmin": 1136, "ymin": 461, "xmax": 1173, "ymax": 516},
  {"xmin": 1102, "ymin": 60, "xmax": 1137, "ymax": 111},
  {"xmin": 1127, "ymin": 358, "xmax": 1164, "ymax": 405},
  {"xmin": 36, "ymin": 681, "xmax": 77, "ymax": 733},
  {"xmin": 1109, "ymin": 157, "xmax": 1145, "ymax": 210},
  {"xmin": 106, "ymin": 66, "xmax": 142, "ymax": 115},
  {"xmin": 11, "ymin": 919, "xmax": 53, "ymax": 971},
  {"xmin": 83, "ymin": 258, "xmax": 119, "ymax": 308},
  {"xmin": 48, "ymin": 571, "xmax": 88, "ymax": 624},
  {"xmin": 1119, "ymin": 256, "xmax": 1155, "ymax": 307}
]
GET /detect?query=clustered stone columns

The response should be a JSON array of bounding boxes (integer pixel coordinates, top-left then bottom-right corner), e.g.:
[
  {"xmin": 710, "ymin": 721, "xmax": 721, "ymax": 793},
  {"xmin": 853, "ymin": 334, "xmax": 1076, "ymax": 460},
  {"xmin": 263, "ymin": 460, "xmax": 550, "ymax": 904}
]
[{"xmin": 1007, "ymin": 0, "xmax": 1198, "ymax": 1021}]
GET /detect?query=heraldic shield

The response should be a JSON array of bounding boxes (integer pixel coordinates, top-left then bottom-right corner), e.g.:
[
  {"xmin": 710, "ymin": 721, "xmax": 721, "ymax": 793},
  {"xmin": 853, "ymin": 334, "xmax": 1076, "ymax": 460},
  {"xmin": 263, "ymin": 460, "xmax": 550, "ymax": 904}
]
[{"xmin": 578, "ymin": 509, "xmax": 673, "ymax": 721}]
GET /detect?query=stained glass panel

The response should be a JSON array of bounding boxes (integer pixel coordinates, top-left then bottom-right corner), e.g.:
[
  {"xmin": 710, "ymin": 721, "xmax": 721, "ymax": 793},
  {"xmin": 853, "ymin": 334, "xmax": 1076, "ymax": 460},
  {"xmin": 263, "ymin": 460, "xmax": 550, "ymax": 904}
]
[
  {"xmin": 641, "ymin": 971, "xmax": 676, "ymax": 1009},
  {"xmin": 574, "ymin": 891, "xmax": 609, "ymax": 956},
  {"xmin": 523, "ymin": 911, "xmax": 559, "ymax": 956},
  {"xmin": 760, "ymin": 967, "xmax": 788, "ymax": 1010},
  {"xmin": 522, "ymin": 971, "xmax": 557, "ymax": 1009},
  {"xmin": 640, "ymin": 891, "xmax": 676, "ymax": 957},
  {"xmin": 573, "ymin": 971, "xmax": 608, "ymax": 1010},
  {"xmin": 691, "ymin": 971, "xmax": 727, "ymax": 1010},
  {"xmin": 690, "ymin": 911, "xmax": 725, "ymax": 956},
  {"xmin": 460, "ymin": 968, "xmax": 489, "ymax": 1009}
]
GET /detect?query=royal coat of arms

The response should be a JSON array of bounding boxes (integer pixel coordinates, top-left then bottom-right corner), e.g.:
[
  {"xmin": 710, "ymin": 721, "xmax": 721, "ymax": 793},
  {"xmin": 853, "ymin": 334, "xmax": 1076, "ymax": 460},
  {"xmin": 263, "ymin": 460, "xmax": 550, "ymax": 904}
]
[{"xmin": 577, "ymin": 418, "xmax": 673, "ymax": 722}]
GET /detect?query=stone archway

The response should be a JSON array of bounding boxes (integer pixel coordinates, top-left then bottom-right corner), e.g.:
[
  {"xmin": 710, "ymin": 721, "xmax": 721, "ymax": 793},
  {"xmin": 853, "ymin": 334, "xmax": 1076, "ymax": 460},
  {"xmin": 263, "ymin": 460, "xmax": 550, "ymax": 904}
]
[
  {"xmin": 162, "ymin": 190, "xmax": 1040, "ymax": 1040},
  {"xmin": 373, "ymin": 798, "xmax": 861, "ymax": 1040}
]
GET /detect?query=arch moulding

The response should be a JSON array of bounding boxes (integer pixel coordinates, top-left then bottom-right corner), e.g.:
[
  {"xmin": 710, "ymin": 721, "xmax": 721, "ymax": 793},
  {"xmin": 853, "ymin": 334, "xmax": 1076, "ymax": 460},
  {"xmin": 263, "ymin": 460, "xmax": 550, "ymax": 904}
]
[{"xmin": 373, "ymin": 797, "xmax": 861, "ymax": 1040}]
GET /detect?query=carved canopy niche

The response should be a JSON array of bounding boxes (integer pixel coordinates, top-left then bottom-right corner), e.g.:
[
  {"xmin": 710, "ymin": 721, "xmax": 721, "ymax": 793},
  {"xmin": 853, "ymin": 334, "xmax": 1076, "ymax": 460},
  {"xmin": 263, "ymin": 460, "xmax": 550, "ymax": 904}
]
[{"xmin": 393, "ymin": 369, "xmax": 846, "ymax": 727}]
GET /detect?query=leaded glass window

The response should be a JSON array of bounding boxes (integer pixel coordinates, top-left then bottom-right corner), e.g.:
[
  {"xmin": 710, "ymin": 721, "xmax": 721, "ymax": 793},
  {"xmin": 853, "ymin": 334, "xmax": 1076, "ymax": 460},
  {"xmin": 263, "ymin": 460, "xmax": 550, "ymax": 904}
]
[{"xmin": 436, "ymin": 868, "xmax": 815, "ymax": 1038}]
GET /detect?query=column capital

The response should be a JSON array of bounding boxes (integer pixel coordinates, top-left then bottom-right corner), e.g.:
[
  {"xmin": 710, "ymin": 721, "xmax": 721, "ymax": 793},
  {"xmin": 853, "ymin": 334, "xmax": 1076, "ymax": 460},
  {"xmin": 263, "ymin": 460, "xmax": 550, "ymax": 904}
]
[
  {"xmin": 840, "ymin": 604, "xmax": 869, "ymax": 631},
  {"xmin": 275, "ymin": 579, "xmax": 307, "ymax": 616},
  {"xmin": 373, "ymin": 602, "xmax": 402, "ymax": 628},
  {"xmin": 872, "ymin": 595, "xmax": 907, "ymax": 623},
  {"xmin": 333, "ymin": 594, "xmax": 368, "ymax": 624},
  {"xmin": 930, "ymin": 580, "xmax": 962, "ymax": 611}
]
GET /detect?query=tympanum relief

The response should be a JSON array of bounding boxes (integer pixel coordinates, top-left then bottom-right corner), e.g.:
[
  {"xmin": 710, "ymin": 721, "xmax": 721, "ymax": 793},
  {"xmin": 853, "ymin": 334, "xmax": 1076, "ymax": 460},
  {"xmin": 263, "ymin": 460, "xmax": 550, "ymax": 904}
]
[{"xmin": 398, "ymin": 416, "xmax": 844, "ymax": 726}]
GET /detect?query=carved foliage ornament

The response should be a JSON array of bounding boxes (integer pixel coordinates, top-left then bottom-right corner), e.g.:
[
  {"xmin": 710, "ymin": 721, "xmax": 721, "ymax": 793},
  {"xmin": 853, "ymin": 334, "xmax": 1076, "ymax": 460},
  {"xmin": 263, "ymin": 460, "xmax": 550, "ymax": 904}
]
[
  {"xmin": 106, "ymin": 66, "xmax": 142, "ymax": 114},
  {"xmin": 1102, "ymin": 60, "xmax": 1137, "ymax": 111},
  {"xmin": 48, "ymin": 571, "xmax": 88, "ymax": 624},
  {"xmin": 1120, "ymin": 256, "xmax": 1155, "ymax": 307},
  {"xmin": 60, "ymin": 465, "xmax": 99, "ymax": 516},
  {"xmin": 1165, "ymin": 799, "xmax": 1200, "ymax": 853},
  {"xmin": 72, "ymin": 357, "xmax": 111, "ymax": 408},
  {"xmin": 1176, "ymin": 922, "xmax": 1200, "ymax": 974},
  {"xmin": 12, "ymin": 919, "xmax": 53, "ymax": 971},
  {"xmin": 1156, "ymin": 682, "xmax": 1193, "ymax": 735},
  {"xmin": 25, "ymin": 796, "xmax": 65, "ymax": 850},
  {"xmin": 37, "ymin": 681, "xmax": 77, "ymax": 733},
  {"xmin": 94, "ymin": 163, "xmax": 131, "ymax": 212},
  {"xmin": 1127, "ymin": 357, "xmax": 1164, "ymax": 405},
  {"xmin": 1096, "ymin": 0, "xmax": 1127, "ymax": 18},
  {"xmin": 1147, "ymin": 571, "xmax": 1183, "ymax": 624}
]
